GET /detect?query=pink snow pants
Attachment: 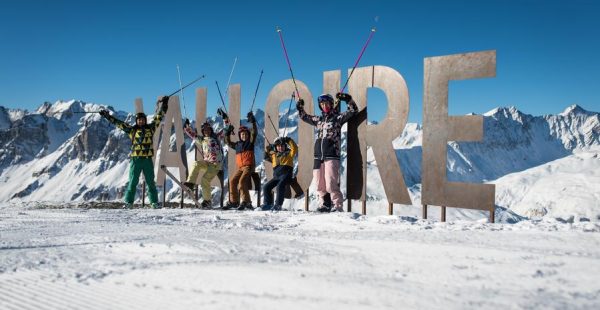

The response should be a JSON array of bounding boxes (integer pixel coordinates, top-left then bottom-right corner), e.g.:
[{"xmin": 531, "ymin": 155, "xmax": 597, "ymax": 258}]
[{"xmin": 313, "ymin": 159, "xmax": 343, "ymax": 209}]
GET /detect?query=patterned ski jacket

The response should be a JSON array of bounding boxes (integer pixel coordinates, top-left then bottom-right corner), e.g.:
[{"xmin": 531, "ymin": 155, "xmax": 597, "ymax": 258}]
[
  {"xmin": 299, "ymin": 100, "xmax": 358, "ymax": 160},
  {"xmin": 225, "ymin": 121, "xmax": 257, "ymax": 168},
  {"xmin": 265, "ymin": 138, "xmax": 298, "ymax": 168},
  {"xmin": 184, "ymin": 127, "xmax": 224, "ymax": 167},
  {"xmin": 105, "ymin": 111, "xmax": 164, "ymax": 158}
]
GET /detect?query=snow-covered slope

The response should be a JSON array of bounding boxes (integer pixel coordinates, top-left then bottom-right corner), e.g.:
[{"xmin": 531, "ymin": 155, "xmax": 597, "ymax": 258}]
[
  {"xmin": 0, "ymin": 101, "xmax": 598, "ymax": 221},
  {"xmin": 494, "ymin": 147, "xmax": 600, "ymax": 220}
]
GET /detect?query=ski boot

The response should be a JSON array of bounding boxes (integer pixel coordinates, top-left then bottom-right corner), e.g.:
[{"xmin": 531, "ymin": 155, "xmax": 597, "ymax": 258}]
[
  {"xmin": 222, "ymin": 202, "xmax": 238, "ymax": 210},
  {"xmin": 123, "ymin": 203, "xmax": 133, "ymax": 209},
  {"xmin": 272, "ymin": 205, "xmax": 282, "ymax": 211},
  {"xmin": 260, "ymin": 204, "xmax": 273, "ymax": 211},
  {"xmin": 183, "ymin": 182, "xmax": 195, "ymax": 191},
  {"xmin": 200, "ymin": 200, "xmax": 212, "ymax": 210},
  {"xmin": 151, "ymin": 202, "xmax": 162, "ymax": 209},
  {"xmin": 317, "ymin": 205, "xmax": 331, "ymax": 213},
  {"xmin": 330, "ymin": 206, "xmax": 343, "ymax": 213},
  {"xmin": 237, "ymin": 202, "xmax": 253, "ymax": 211}
]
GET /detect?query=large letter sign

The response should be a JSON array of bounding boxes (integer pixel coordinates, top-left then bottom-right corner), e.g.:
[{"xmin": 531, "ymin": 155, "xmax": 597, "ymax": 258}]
[
  {"xmin": 422, "ymin": 50, "xmax": 496, "ymax": 222},
  {"xmin": 156, "ymin": 96, "xmax": 187, "ymax": 185},
  {"xmin": 137, "ymin": 49, "xmax": 497, "ymax": 222},
  {"xmin": 264, "ymin": 79, "xmax": 314, "ymax": 209}
]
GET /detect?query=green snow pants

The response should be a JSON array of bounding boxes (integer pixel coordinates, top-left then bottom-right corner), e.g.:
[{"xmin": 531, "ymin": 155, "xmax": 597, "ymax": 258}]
[
  {"xmin": 124, "ymin": 157, "xmax": 158, "ymax": 204},
  {"xmin": 186, "ymin": 160, "xmax": 221, "ymax": 201}
]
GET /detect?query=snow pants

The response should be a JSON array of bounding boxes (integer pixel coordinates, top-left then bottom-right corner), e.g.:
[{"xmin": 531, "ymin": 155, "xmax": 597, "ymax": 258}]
[
  {"xmin": 229, "ymin": 165, "xmax": 254, "ymax": 204},
  {"xmin": 263, "ymin": 165, "xmax": 293, "ymax": 206},
  {"xmin": 186, "ymin": 160, "xmax": 221, "ymax": 202},
  {"xmin": 125, "ymin": 157, "xmax": 158, "ymax": 204},
  {"xmin": 313, "ymin": 159, "xmax": 343, "ymax": 209}
]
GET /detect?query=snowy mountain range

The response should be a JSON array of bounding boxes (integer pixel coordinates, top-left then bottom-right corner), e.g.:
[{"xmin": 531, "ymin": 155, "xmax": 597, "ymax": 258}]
[{"xmin": 0, "ymin": 100, "xmax": 598, "ymax": 221}]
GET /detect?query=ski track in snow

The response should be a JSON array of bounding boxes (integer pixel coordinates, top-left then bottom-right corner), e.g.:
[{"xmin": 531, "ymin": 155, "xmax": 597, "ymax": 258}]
[{"xmin": 1, "ymin": 206, "xmax": 600, "ymax": 309}]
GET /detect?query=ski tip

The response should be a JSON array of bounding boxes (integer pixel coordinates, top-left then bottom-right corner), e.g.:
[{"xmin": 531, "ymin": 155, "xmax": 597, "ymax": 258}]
[{"xmin": 276, "ymin": 26, "xmax": 281, "ymax": 32}]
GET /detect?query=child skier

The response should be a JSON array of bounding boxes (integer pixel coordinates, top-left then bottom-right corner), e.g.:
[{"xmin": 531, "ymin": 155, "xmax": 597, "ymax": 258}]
[
  {"xmin": 296, "ymin": 93, "xmax": 358, "ymax": 212},
  {"xmin": 261, "ymin": 136, "xmax": 298, "ymax": 211},
  {"xmin": 221, "ymin": 110, "xmax": 258, "ymax": 211},
  {"xmin": 99, "ymin": 96, "xmax": 168, "ymax": 209},
  {"xmin": 183, "ymin": 120, "xmax": 224, "ymax": 209}
]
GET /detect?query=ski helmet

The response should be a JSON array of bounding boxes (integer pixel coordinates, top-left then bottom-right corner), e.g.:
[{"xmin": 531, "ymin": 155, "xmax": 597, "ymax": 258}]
[
  {"xmin": 317, "ymin": 94, "xmax": 335, "ymax": 112},
  {"xmin": 200, "ymin": 121, "xmax": 213, "ymax": 135},
  {"xmin": 273, "ymin": 137, "xmax": 288, "ymax": 150},
  {"xmin": 135, "ymin": 112, "xmax": 147, "ymax": 122},
  {"xmin": 274, "ymin": 137, "xmax": 285, "ymax": 145},
  {"xmin": 238, "ymin": 125, "xmax": 250, "ymax": 140}
]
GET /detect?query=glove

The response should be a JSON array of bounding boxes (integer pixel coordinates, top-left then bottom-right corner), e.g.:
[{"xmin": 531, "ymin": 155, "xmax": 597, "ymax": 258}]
[
  {"xmin": 247, "ymin": 111, "xmax": 256, "ymax": 123},
  {"xmin": 184, "ymin": 118, "xmax": 190, "ymax": 128},
  {"xmin": 184, "ymin": 126, "xmax": 196, "ymax": 138},
  {"xmin": 99, "ymin": 109, "xmax": 110, "ymax": 118},
  {"xmin": 217, "ymin": 108, "xmax": 229, "ymax": 120},
  {"xmin": 159, "ymin": 96, "xmax": 169, "ymax": 112},
  {"xmin": 224, "ymin": 124, "xmax": 234, "ymax": 135},
  {"xmin": 296, "ymin": 99, "xmax": 304, "ymax": 111},
  {"xmin": 336, "ymin": 92, "xmax": 352, "ymax": 103}
]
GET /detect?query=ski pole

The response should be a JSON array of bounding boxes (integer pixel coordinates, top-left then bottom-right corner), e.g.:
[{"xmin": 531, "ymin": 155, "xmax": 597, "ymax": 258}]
[
  {"xmin": 282, "ymin": 93, "xmax": 295, "ymax": 138},
  {"xmin": 176, "ymin": 64, "xmax": 188, "ymax": 119},
  {"xmin": 276, "ymin": 26, "xmax": 301, "ymax": 99},
  {"xmin": 259, "ymin": 124, "xmax": 272, "ymax": 145},
  {"xmin": 267, "ymin": 114, "xmax": 279, "ymax": 136},
  {"xmin": 249, "ymin": 69, "xmax": 264, "ymax": 113},
  {"xmin": 225, "ymin": 57, "xmax": 238, "ymax": 96},
  {"xmin": 215, "ymin": 80, "xmax": 228, "ymax": 113},
  {"xmin": 167, "ymin": 74, "xmax": 206, "ymax": 97},
  {"xmin": 339, "ymin": 27, "xmax": 376, "ymax": 94}
]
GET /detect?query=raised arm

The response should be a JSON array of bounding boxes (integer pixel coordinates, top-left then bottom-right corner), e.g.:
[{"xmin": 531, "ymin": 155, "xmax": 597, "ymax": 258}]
[
  {"xmin": 265, "ymin": 143, "xmax": 273, "ymax": 155},
  {"xmin": 224, "ymin": 125, "xmax": 237, "ymax": 149},
  {"xmin": 247, "ymin": 111, "xmax": 258, "ymax": 144},
  {"xmin": 183, "ymin": 125, "xmax": 197, "ymax": 140},
  {"xmin": 99, "ymin": 109, "xmax": 132, "ymax": 134},
  {"xmin": 151, "ymin": 96, "xmax": 169, "ymax": 129},
  {"xmin": 296, "ymin": 99, "xmax": 320, "ymax": 126},
  {"xmin": 287, "ymin": 138, "xmax": 298, "ymax": 158},
  {"xmin": 336, "ymin": 93, "xmax": 358, "ymax": 124}
]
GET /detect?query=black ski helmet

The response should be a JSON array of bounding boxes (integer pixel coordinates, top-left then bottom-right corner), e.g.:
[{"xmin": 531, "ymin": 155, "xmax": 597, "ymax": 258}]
[
  {"xmin": 135, "ymin": 112, "xmax": 147, "ymax": 122},
  {"xmin": 273, "ymin": 137, "xmax": 288, "ymax": 150},
  {"xmin": 317, "ymin": 94, "xmax": 335, "ymax": 112}
]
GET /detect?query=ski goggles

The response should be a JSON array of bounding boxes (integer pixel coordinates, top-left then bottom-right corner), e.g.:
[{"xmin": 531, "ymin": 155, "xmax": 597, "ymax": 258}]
[{"xmin": 317, "ymin": 94, "xmax": 334, "ymax": 104}]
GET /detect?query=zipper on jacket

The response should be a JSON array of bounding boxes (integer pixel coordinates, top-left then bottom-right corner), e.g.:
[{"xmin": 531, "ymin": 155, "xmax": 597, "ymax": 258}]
[{"xmin": 320, "ymin": 114, "xmax": 327, "ymax": 161}]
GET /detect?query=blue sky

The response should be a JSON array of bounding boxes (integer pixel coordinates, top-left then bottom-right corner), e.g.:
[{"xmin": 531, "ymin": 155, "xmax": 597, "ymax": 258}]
[{"xmin": 0, "ymin": 0, "xmax": 598, "ymax": 123}]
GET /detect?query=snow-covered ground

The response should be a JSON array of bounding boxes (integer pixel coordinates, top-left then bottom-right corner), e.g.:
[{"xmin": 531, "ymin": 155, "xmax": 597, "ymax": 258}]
[{"xmin": 1, "ymin": 205, "xmax": 599, "ymax": 309}]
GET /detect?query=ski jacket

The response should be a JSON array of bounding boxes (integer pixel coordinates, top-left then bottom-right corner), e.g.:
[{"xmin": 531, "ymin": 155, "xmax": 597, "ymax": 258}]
[
  {"xmin": 184, "ymin": 127, "xmax": 224, "ymax": 167},
  {"xmin": 225, "ymin": 121, "xmax": 257, "ymax": 168},
  {"xmin": 106, "ymin": 111, "xmax": 164, "ymax": 158},
  {"xmin": 265, "ymin": 139, "xmax": 298, "ymax": 168},
  {"xmin": 299, "ymin": 100, "xmax": 358, "ymax": 160}
]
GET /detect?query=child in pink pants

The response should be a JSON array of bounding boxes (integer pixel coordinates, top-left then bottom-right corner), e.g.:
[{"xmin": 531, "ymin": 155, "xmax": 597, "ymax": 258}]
[{"xmin": 296, "ymin": 93, "xmax": 358, "ymax": 212}]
